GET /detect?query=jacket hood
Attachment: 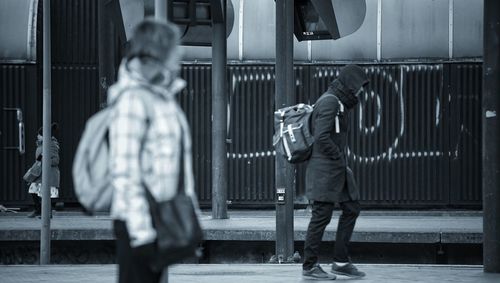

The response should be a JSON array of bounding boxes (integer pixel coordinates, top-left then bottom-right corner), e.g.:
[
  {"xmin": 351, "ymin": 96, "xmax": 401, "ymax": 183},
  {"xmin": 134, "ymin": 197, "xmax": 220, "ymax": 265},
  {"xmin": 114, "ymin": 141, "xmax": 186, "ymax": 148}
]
[
  {"xmin": 330, "ymin": 65, "xmax": 369, "ymax": 95},
  {"xmin": 107, "ymin": 59, "xmax": 186, "ymax": 105},
  {"xmin": 328, "ymin": 65, "xmax": 369, "ymax": 109}
]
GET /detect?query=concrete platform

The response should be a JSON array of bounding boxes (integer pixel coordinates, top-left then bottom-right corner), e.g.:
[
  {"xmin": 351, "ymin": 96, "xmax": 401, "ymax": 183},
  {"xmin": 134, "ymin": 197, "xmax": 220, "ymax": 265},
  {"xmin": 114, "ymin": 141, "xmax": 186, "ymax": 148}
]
[
  {"xmin": 0, "ymin": 210, "xmax": 482, "ymax": 244},
  {"xmin": 1, "ymin": 264, "xmax": 499, "ymax": 283}
]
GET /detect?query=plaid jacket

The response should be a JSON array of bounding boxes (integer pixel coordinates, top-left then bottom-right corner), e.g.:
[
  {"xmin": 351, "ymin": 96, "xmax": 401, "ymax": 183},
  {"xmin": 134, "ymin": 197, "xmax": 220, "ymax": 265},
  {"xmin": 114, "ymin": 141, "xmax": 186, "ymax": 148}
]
[{"xmin": 108, "ymin": 60, "xmax": 197, "ymax": 247}]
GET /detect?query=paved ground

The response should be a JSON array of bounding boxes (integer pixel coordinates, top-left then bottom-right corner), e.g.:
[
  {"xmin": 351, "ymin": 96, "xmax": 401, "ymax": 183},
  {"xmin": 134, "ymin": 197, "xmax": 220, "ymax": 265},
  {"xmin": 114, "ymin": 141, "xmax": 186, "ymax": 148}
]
[
  {"xmin": 0, "ymin": 210, "xmax": 483, "ymax": 243},
  {"xmin": 1, "ymin": 264, "xmax": 499, "ymax": 283}
]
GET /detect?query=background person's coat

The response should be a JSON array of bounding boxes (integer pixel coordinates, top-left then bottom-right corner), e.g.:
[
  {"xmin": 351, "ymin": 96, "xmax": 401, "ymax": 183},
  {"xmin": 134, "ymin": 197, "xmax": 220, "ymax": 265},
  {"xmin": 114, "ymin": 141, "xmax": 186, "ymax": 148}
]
[
  {"xmin": 33, "ymin": 135, "xmax": 61, "ymax": 188},
  {"xmin": 305, "ymin": 65, "xmax": 368, "ymax": 203}
]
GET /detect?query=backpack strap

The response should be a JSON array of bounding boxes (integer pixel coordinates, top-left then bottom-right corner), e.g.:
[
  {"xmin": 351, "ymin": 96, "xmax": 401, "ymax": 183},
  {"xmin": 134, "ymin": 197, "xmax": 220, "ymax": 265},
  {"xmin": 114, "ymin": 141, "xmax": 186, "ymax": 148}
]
[{"xmin": 314, "ymin": 93, "xmax": 344, "ymax": 133}]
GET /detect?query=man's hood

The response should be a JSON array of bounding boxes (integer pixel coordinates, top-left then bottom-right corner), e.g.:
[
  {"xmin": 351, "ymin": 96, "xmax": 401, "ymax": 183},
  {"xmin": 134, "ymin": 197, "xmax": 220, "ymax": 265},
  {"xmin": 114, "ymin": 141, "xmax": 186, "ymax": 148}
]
[
  {"xmin": 329, "ymin": 65, "xmax": 369, "ymax": 96},
  {"xmin": 107, "ymin": 59, "xmax": 186, "ymax": 105}
]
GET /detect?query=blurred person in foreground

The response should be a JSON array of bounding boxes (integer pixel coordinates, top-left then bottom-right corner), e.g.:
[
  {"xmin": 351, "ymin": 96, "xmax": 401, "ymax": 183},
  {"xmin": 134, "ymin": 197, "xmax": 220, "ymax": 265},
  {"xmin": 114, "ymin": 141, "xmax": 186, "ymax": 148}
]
[{"xmin": 108, "ymin": 18, "xmax": 198, "ymax": 283}]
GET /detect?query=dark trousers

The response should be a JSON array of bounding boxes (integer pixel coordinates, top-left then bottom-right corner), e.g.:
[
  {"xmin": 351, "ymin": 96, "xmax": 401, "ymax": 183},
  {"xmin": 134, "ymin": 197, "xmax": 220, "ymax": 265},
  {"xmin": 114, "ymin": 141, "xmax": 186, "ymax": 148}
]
[
  {"xmin": 30, "ymin": 194, "xmax": 56, "ymax": 214},
  {"xmin": 114, "ymin": 220, "xmax": 163, "ymax": 283},
  {"xmin": 303, "ymin": 200, "xmax": 360, "ymax": 270},
  {"xmin": 31, "ymin": 194, "xmax": 41, "ymax": 214}
]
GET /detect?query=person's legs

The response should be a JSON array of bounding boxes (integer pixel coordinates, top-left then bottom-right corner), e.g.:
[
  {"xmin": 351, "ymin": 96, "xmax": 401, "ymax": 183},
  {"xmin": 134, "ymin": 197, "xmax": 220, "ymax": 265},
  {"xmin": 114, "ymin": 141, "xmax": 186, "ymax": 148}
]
[
  {"xmin": 27, "ymin": 194, "xmax": 41, "ymax": 218},
  {"xmin": 333, "ymin": 200, "xmax": 360, "ymax": 262},
  {"xmin": 303, "ymin": 201, "xmax": 335, "ymax": 270},
  {"xmin": 331, "ymin": 200, "xmax": 365, "ymax": 278},
  {"xmin": 114, "ymin": 220, "xmax": 162, "ymax": 283}
]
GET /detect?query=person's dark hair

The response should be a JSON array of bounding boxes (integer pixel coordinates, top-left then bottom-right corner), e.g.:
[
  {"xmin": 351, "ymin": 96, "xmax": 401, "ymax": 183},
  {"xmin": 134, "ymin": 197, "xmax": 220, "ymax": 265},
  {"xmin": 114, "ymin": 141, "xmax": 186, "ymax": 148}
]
[
  {"xmin": 37, "ymin": 122, "xmax": 59, "ymax": 136},
  {"xmin": 126, "ymin": 18, "xmax": 180, "ymax": 63}
]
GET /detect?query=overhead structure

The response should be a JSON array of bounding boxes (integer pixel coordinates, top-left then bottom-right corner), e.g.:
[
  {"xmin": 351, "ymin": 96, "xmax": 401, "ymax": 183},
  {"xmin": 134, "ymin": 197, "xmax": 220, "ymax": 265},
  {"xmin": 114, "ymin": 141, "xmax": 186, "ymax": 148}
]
[
  {"xmin": 294, "ymin": 0, "xmax": 366, "ymax": 41},
  {"xmin": 166, "ymin": 0, "xmax": 234, "ymax": 46}
]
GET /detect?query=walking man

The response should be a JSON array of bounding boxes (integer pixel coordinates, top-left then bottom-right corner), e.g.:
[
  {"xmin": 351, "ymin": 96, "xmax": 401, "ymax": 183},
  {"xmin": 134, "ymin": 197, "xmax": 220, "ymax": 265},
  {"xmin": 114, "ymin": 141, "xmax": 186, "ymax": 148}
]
[{"xmin": 302, "ymin": 65, "xmax": 369, "ymax": 280}]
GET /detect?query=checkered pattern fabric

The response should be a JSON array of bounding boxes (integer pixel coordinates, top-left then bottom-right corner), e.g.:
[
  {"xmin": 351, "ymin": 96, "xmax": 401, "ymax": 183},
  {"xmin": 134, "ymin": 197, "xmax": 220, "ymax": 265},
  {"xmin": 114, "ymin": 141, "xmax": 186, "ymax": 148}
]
[{"xmin": 107, "ymin": 60, "xmax": 197, "ymax": 247}]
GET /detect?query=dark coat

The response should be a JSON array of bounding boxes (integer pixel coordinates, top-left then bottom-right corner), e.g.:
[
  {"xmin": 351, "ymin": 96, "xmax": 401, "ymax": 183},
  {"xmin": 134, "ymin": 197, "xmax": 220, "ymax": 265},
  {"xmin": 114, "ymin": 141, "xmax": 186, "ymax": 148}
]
[
  {"xmin": 33, "ymin": 136, "xmax": 60, "ymax": 188},
  {"xmin": 305, "ymin": 66, "xmax": 368, "ymax": 203}
]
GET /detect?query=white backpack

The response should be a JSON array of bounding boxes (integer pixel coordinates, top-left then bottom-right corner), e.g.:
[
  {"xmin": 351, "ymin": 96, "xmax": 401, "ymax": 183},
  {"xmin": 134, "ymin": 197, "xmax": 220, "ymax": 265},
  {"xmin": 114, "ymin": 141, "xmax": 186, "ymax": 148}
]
[{"xmin": 72, "ymin": 87, "xmax": 153, "ymax": 213}]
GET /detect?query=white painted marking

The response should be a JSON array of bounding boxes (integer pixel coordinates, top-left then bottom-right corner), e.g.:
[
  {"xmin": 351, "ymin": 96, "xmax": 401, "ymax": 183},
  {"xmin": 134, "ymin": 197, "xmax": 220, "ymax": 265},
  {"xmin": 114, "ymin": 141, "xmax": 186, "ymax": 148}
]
[{"xmin": 486, "ymin": 110, "xmax": 497, "ymax": 118}]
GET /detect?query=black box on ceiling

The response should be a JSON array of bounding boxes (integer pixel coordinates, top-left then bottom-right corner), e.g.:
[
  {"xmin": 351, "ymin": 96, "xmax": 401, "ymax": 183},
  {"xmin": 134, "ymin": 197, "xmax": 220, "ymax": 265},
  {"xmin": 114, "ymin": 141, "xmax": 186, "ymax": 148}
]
[{"xmin": 294, "ymin": 0, "xmax": 366, "ymax": 42}]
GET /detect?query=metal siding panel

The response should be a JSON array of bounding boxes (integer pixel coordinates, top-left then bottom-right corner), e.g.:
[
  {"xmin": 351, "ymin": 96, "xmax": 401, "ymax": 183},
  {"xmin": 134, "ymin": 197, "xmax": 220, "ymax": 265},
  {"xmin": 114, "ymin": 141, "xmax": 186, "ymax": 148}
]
[
  {"xmin": 51, "ymin": 0, "xmax": 98, "ymax": 65},
  {"xmin": 1, "ymin": 61, "xmax": 482, "ymax": 208},
  {"xmin": 0, "ymin": 0, "xmax": 34, "ymax": 62},
  {"xmin": 0, "ymin": 65, "xmax": 39, "ymax": 204},
  {"xmin": 449, "ymin": 64, "xmax": 482, "ymax": 205},
  {"xmin": 453, "ymin": 0, "xmax": 483, "ymax": 58},
  {"xmin": 51, "ymin": 66, "xmax": 100, "ymax": 202},
  {"xmin": 389, "ymin": 65, "xmax": 449, "ymax": 206},
  {"xmin": 179, "ymin": 65, "xmax": 212, "ymax": 204},
  {"xmin": 381, "ymin": 0, "xmax": 449, "ymax": 59},
  {"xmin": 179, "ymin": 0, "xmax": 483, "ymax": 62},
  {"xmin": 242, "ymin": 0, "xmax": 276, "ymax": 60},
  {"xmin": 227, "ymin": 0, "xmax": 241, "ymax": 60},
  {"xmin": 302, "ymin": 64, "xmax": 453, "ymax": 206},
  {"xmin": 311, "ymin": 0, "xmax": 378, "ymax": 61},
  {"xmin": 227, "ymin": 65, "xmax": 276, "ymax": 204}
]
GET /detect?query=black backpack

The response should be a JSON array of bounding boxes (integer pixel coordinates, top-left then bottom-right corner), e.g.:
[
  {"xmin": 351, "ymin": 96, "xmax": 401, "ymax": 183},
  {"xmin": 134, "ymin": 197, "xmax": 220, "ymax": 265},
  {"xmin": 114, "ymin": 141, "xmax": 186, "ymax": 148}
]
[
  {"xmin": 272, "ymin": 94, "xmax": 339, "ymax": 164},
  {"xmin": 273, "ymin": 103, "xmax": 314, "ymax": 163}
]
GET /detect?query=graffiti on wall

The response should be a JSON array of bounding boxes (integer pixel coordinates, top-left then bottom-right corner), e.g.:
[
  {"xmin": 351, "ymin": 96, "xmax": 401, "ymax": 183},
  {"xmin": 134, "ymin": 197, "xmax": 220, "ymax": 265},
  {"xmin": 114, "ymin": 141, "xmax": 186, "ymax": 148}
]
[{"xmin": 226, "ymin": 65, "xmax": 450, "ymax": 163}]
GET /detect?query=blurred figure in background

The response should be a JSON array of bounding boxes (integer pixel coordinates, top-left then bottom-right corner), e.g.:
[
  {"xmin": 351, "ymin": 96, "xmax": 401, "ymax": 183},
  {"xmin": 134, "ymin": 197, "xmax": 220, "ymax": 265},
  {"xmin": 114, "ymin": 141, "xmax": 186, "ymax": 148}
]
[{"xmin": 25, "ymin": 122, "xmax": 60, "ymax": 218}]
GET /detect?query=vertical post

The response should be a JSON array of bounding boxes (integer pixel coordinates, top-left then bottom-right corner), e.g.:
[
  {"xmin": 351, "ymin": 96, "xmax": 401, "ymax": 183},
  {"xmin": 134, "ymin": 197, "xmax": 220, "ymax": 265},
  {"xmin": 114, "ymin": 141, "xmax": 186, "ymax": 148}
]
[
  {"xmin": 212, "ymin": 0, "xmax": 229, "ymax": 219},
  {"xmin": 155, "ymin": 0, "xmax": 167, "ymax": 20},
  {"xmin": 275, "ymin": 0, "xmax": 295, "ymax": 262},
  {"xmin": 483, "ymin": 0, "xmax": 500, "ymax": 273},
  {"xmin": 97, "ymin": 0, "xmax": 108, "ymax": 107},
  {"xmin": 40, "ymin": 0, "xmax": 52, "ymax": 265},
  {"xmin": 155, "ymin": 3, "xmax": 171, "ymax": 282}
]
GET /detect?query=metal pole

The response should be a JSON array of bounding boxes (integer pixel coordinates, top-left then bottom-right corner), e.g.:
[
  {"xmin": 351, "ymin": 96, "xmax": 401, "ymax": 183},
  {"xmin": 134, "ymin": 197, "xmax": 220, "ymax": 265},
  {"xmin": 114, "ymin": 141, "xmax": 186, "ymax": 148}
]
[
  {"xmin": 483, "ymin": 0, "xmax": 500, "ymax": 273},
  {"xmin": 155, "ymin": 2, "xmax": 170, "ymax": 281},
  {"xmin": 212, "ymin": 0, "xmax": 229, "ymax": 219},
  {"xmin": 155, "ymin": 0, "xmax": 167, "ymax": 20},
  {"xmin": 40, "ymin": 0, "xmax": 52, "ymax": 265},
  {"xmin": 275, "ymin": 0, "xmax": 295, "ymax": 263}
]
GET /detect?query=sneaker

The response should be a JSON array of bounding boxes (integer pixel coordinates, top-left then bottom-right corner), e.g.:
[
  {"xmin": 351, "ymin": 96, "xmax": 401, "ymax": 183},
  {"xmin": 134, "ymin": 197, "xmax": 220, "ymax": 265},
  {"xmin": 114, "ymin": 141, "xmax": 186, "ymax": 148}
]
[
  {"xmin": 303, "ymin": 264, "xmax": 336, "ymax": 280},
  {"xmin": 330, "ymin": 262, "xmax": 365, "ymax": 278}
]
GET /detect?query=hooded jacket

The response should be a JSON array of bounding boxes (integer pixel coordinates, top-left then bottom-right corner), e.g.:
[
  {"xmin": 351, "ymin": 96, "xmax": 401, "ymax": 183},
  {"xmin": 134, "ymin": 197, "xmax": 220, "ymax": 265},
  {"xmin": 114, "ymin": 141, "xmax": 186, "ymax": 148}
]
[
  {"xmin": 108, "ymin": 58, "xmax": 198, "ymax": 247},
  {"xmin": 33, "ymin": 135, "xmax": 60, "ymax": 187},
  {"xmin": 305, "ymin": 65, "xmax": 369, "ymax": 203}
]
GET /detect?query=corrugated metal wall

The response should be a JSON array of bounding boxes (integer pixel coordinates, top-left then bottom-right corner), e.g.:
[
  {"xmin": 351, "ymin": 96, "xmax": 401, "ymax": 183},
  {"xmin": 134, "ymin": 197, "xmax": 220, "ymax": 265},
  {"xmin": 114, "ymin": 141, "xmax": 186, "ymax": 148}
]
[
  {"xmin": 48, "ymin": 0, "xmax": 101, "ymax": 202},
  {"xmin": 0, "ymin": 0, "xmax": 101, "ymax": 204},
  {"xmin": 51, "ymin": 0, "xmax": 98, "ymax": 65},
  {"xmin": 178, "ymin": 65, "xmax": 213, "ymax": 203},
  {"xmin": 205, "ymin": 63, "xmax": 481, "ymax": 207},
  {"xmin": 0, "ymin": 65, "xmax": 39, "ymax": 203},
  {"xmin": 0, "ymin": 0, "xmax": 484, "ymax": 208},
  {"xmin": 295, "ymin": 65, "xmax": 452, "ymax": 206},
  {"xmin": 226, "ymin": 65, "xmax": 276, "ymax": 204},
  {"xmin": 448, "ymin": 64, "xmax": 482, "ymax": 205},
  {"xmin": 0, "ymin": 62, "xmax": 483, "ymax": 208},
  {"xmin": 51, "ymin": 66, "xmax": 100, "ymax": 202}
]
